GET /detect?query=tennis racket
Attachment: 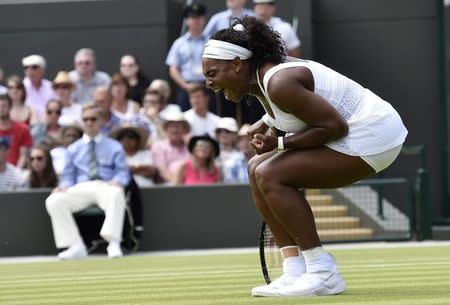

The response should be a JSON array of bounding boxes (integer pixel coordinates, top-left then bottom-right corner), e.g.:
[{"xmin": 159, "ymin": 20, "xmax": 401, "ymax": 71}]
[{"xmin": 259, "ymin": 221, "xmax": 283, "ymax": 284}]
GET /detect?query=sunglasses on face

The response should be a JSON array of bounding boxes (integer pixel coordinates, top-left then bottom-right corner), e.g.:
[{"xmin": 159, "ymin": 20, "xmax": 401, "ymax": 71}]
[
  {"xmin": 216, "ymin": 129, "xmax": 233, "ymax": 134},
  {"xmin": 24, "ymin": 65, "xmax": 40, "ymax": 70},
  {"xmin": 76, "ymin": 61, "xmax": 91, "ymax": 66},
  {"xmin": 82, "ymin": 116, "xmax": 98, "ymax": 123},
  {"xmin": 120, "ymin": 63, "xmax": 136, "ymax": 68},
  {"xmin": 54, "ymin": 84, "xmax": 71, "ymax": 90},
  {"xmin": 30, "ymin": 156, "xmax": 44, "ymax": 161},
  {"xmin": 47, "ymin": 109, "xmax": 62, "ymax": 115}
]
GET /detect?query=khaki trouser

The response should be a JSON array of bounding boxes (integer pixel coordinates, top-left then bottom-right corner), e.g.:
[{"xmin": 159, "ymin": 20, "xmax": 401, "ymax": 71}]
[{"xmin": 45, "ymin": 180, "xmax": 126, "ymax": 248}]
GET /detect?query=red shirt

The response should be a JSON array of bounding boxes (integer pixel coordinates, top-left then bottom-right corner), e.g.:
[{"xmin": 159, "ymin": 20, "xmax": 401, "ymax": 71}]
[{"xmin": 0, "ymin": 121, "xmax": 33, "ymax": 165}]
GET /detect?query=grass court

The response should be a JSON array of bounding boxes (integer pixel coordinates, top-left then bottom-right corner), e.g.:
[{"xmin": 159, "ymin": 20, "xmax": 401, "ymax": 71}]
[{"xmin": 1, "ymin": 244, "xmax": 450, "ymax": 305}]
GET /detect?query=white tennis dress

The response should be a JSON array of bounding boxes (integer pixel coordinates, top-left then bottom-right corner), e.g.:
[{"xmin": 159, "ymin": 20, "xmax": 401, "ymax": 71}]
[{"xmin": 257, "ymin": 59, "xmax": 408, "ymax": 158}]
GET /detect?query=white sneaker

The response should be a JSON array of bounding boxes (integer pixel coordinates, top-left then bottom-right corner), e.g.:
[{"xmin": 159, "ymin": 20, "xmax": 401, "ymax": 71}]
[
  {"xmin": 252, "ymin": 273, "xmax": 301, "ymax": 297},
  {"xmin": 275, "ymin": 270, "xmax": 347, "ymax": 297},
  {"xmin": 58, "ymin": 243, "xmax": 88, "ymax": 260},
  {"xmin": 107, "ymin": 241, "xmax": 123, "ymax": 259}
]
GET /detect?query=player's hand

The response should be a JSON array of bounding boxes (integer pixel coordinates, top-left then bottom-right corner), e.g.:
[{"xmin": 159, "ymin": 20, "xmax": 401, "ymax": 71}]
[
  {"xmin": 247, "ymin": 120, "xmax": 269, "ymax": 138},
  {"xmin": 251, "ymin": 133, "xmax": 277, "ymax": 154},
  {"xmin": 107, "ymin": 180, "xmax": 122, "ymax": 188}
]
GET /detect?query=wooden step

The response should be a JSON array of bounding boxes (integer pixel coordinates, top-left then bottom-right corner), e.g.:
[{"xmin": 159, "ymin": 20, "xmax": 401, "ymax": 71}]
[
  {"xmin": 318, "ymin": 228, "xmax": 374, "ymax": 241},
  {"xmin": 312, "ymin": 205, "xmax": 348, "ymax": 217},
  {"xmin": 305, "ymin": 189, "xmax": 321, "ymax": 195},
  {"xmin": 315, "ymin": 216, "xmax": 360, "ymax": 229},
  {"xmin": 306, "ymin": 195, "xmax": 333, "ymax": 206}
]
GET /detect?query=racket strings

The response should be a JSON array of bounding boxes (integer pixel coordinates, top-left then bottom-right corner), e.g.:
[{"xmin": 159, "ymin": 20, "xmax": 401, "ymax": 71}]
[{"xmin": 263, "ymin": 225, "xmax": 283, "ymax": 281}]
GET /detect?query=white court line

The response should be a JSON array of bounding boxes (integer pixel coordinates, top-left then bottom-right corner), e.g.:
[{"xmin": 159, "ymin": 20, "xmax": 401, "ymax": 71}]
[{"xmin": 1, "ymin": 240, "xmax": 450, "ymax": 264}]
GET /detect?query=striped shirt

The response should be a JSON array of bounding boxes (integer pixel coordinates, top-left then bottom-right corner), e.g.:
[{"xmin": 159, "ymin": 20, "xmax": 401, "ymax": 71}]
[{"xmin": 0, "ymin": 164, "xmax": 26, "ymax": 191}]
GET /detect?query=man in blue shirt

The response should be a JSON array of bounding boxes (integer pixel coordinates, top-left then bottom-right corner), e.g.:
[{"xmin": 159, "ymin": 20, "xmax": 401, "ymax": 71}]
[
  {"xmin": 166, "ymin": 2, "xmax": 212, "ymax": 112},
  {"xmin": 46, "ymin": 104, "xmax": 130, "ymax": 260}
]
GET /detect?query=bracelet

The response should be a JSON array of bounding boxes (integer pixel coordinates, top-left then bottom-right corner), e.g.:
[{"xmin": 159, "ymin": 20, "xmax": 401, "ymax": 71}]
[{"xmin": 277, "ymin": 136, "xmax": 285, "ymax": 151}]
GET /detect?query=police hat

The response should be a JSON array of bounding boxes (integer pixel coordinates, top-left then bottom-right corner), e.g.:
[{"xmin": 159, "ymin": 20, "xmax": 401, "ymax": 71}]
[{"xmin": 184, "ymin": 2, "xmax": 207, "ymax": 18}]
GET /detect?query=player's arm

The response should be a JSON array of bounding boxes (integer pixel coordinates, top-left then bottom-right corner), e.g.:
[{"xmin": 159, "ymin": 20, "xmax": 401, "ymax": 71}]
[{"xmin": 269, "ymin": 67, "xmax": 348, "ymax": 149}]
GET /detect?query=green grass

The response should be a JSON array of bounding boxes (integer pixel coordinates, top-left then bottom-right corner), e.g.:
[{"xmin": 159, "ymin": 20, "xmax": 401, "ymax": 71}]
[{"xmin": 1, "ymin": 245, "xmax": 450, "ymax": 305}]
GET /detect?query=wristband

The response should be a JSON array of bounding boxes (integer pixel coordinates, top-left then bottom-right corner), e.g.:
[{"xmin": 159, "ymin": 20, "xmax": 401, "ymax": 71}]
[
  {"xmin": 277, "ymin": 136, "xmax": 285, "ymax": 151},
  {"xmin": 262, "ymin": 113, "xmax": 274, "ymax": 128}
]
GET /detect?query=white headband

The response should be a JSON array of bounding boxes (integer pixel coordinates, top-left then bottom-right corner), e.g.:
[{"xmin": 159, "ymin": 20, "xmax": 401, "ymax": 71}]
[{"xmin": 202, "ymin": 39, "xmax": 253, "ymax": 60}]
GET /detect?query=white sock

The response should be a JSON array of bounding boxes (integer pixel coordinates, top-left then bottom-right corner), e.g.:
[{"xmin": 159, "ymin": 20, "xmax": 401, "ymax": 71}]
[
  {"xmin": 283, "ymin": 256, "xmax": 306, "ymax": 275},
  {"xmin": 302, "ymin": 246, "xmax": 335, "ymax": 273}
]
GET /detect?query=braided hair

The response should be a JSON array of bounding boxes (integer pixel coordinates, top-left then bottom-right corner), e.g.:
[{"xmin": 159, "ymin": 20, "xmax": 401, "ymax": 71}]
[{"xmin": 210, "ymin": 16, "xmax": 286, "ymax": 70}]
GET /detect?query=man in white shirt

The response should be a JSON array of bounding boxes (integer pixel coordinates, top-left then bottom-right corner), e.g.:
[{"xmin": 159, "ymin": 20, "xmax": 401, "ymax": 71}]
[
  {"xmin": 253, "ymin": 0, "xmax": 301, "ymax": 57},
  {"xmin": 184, "ymin": 84, "xmax": 220, "ymax": 138},
  {"xmin": 22, "ymin": 54, "xmax": 55, "ymax": 120}
]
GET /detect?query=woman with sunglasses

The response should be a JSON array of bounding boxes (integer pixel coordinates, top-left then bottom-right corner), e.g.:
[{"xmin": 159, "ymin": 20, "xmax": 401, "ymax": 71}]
[
  {"xmin": 30, "ymin": 99, "xmax": 63, "ymax": 148},
  {"xmin": 52, "ymin": 71, "xmax": 82, "ymax": 126},
  {"xmin": 202, "ymin": 16, "xmax": 407, "ymax": 297},
  {"xmin": 27, "ymin": 143, "xmax": 58, "ymax": 188},
  {"xmin": 6, "ymin": 75, "xmax": 38, "ymax": 125}
]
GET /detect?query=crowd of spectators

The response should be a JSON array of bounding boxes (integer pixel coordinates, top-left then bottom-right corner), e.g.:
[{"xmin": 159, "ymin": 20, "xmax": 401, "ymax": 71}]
[
  {"xmin": 0, "ymin": 0, "xmax": 301, "ymax": 192},
  {"xmin": 0, "ymin": 0, "xmax": 301, "ymax": 258}
]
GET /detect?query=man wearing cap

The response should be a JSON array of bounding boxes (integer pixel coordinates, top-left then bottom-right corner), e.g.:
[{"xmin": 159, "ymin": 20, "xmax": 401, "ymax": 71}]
[
  {"xmin": 69, "ymin": 48, "xmax": 111, "ymax": 105},
  {"xmin": 151, "ymin": 108, "xmax": 191, "ymax": 184},
  {"xmin": 0, "ymin": 136, "xmax": 26, "ymax": 191},
  {"xmin": 0, "ymin": 94, "xmax": 33, "ymax": 168},
  {"xmin": 22, "ymin": 54, "xmax": 56, "ymax": 120},
  {"xmin": 253, "ymin": 0, "xmax": 301, "ymax": 57},
  {"xmin": 203, "ymin": 0, "xmax": 255, "ymax": 37},
  {"xmin": 166, "ymin": 2, "xmax": 213, "ymax": 112}
]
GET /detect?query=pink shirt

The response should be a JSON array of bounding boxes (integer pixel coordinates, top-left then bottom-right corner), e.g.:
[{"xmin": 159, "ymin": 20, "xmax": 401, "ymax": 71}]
[
  {"xmin": 24, "ymin": 77, "xmax": 55, "ymax": 120},
  {"xmin": 183, "ymin": 159, "xmax": 220, "ymax": 185},
  {"xmin": 151, "ymin": 139, "xmax": 190, "ymax": 179}
]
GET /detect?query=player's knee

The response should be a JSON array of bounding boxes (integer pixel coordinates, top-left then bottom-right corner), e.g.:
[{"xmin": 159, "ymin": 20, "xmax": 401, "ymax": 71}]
[{"xmin": 254, "ymin": 164, "xmax": 274, "ymax": 191}]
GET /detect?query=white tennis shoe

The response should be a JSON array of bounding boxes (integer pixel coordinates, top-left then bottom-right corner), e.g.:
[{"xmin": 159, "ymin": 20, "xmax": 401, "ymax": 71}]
[
  {"xmin": 275, "ymin": 270, "xmax": 347, "ymax": 297},
  {"xmin": 251, "ymin": 273, "xmax": 301, "ymax": 297},
  {"xmin": 58, "ymin": 243, "xmax": 88, "ymax": 260}
]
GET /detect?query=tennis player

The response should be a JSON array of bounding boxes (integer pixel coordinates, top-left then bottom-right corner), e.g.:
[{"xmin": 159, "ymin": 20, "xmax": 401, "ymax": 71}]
[{"xmin": 202, "ymin": 16, "xmax": 407, "ymax": 297}]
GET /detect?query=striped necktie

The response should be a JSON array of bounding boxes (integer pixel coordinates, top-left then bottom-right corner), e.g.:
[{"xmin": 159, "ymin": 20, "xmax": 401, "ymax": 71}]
[{"xmin": 88, "ymin": 140, "xmax": 99, "ymax": 180}]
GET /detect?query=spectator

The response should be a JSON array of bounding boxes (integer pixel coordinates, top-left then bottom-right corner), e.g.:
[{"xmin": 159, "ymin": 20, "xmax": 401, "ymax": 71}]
[
  {"xmin": 215, "ymin": 117, "xmax": 240, "ymax": 165},
  {"xmin": 148, "ymin": 79, "xmax": 181, "ymax": 118},
  {"xmin": 166, "ymin": 2, "xmax": 213, "ymax": 112},
  {"xmin": 52, "ymin": 71, "xmax": 82, "ymax": 126},
  {"xmin": 110, "ymin": 73, "xmax": 140, "ymax": 122},
  {"xmin": 0, "ymin": 67, "xmax": 6, "ymax": 94},
  {"xmin": 92, "ymin": 86, "xmax": 121, "ymax": 135},
  {"xmin": 27, "ymin": 144, "xmax": 58, "ymax": 188},
  {"xmin": 69, "ymin": 48, "xmax": 111, "ymax": 105},
  {"xmin": 50, "ymin": 124, "xmax": 83, "ymax": 175},
  {"xmin": 139, "ymin": 89, "xmax": 166, "ymax": 144},
  {"xmin": 222, "ymin": 124, "xmax": 255, "ymax": 183},
  {"xmin": 253, "ymin": 0, "xmax": 301, "ymax": 57},
  {"xmin": 119, "ymin": 54, "xmax": 151, "ymax": 105},
  {"xmin": 203, "ymin": 0, "xmax": 255, "ymax": 37},
  {"xmin": 175, "ymin": 134, "xmax": 221, "ymax": 185},
  {"xmin": 111, "ymin": 124, "xmax": 160, "ymax": 187},
  {"xmin": 45, "ymin": 103, "xmax": 130, "ymax": 260},
  {"xmin": 0, "ymin": 94, "xmax": 33, "ymax": 168},
  {"xmin": 184, "ymin": 84, "xmax": 220, "ymax": 138},
  {"xmin": 151, "ymin": 108, "xmax": 191, "ymax": 184},
  {"xmin": 30, "ymin": 99, "xmax": 63, "ymax": 148},
  {"xmin": 7, "ymin": 75, "xmax": 38, "ymax": 125},
  {"xmin": 22, "ymin": 54, "xmax": 55, "ymax": 120},
  {"xmin": 0, "ymin": 136, "xmax": 26, "ymax": 190}
]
